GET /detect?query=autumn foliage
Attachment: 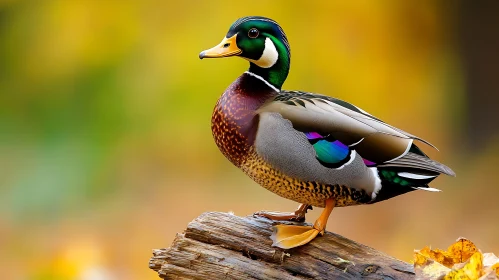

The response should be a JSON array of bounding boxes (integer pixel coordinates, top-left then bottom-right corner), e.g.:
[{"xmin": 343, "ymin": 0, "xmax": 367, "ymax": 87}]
[{"xmin": 414, "ymin": 238, "xmax": 499, "ymax": 279}]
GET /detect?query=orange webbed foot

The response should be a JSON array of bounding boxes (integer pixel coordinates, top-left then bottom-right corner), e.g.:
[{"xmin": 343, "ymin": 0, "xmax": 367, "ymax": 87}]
[
  {"xmin": 271, "ymin": 224, "xmax": 321, "ymax": 249},
  {"xmin": 270, "ymin": 198, "xmax": 335, "ymax": 249}
]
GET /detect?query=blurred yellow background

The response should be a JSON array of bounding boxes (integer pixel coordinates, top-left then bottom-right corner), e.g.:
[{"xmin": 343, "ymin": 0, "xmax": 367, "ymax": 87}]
[{"xmin": 1, "ymin": 1, "xmax": 498, "ymax": 279}]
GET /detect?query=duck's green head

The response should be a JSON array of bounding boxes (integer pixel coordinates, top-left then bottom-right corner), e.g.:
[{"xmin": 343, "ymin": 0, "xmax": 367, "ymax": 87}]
[{"xmin": 200, "ymin": 16, "xmax": 290, "ymax": 90}]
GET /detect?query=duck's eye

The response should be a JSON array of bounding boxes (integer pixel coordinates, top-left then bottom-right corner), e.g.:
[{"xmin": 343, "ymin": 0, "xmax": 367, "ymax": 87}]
[{"xmin": 248, "ymin": 28, "xmax": 259, "ymax": 38}]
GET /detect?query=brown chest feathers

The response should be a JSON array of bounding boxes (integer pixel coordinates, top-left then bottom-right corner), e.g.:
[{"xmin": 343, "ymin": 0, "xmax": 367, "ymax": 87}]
[
  {"xmin": 211, "ymin": 105, "xmax": 255, "ymax": 167},
  {"xmin": 211, "ymin": 74, "xmax": 276, "ymax": 167}
]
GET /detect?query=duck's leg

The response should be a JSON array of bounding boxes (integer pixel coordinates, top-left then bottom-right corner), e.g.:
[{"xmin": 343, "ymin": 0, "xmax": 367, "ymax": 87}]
[
  {"xmin": 270, "ymin": 197, "xmax": 336, "ymax": 249},
  {"xmin": 254, "ymin": 204, "xmax": 312, "ymax": 222}
]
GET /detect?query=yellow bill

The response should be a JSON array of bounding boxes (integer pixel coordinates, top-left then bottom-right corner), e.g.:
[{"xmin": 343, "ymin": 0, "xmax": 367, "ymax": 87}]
[{"xmin": 199, "ymin": 34, "xmax": 241, "ymax": 59}]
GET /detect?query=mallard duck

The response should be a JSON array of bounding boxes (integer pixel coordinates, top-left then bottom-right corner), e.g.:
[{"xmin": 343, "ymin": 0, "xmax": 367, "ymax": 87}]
[{"xmin": 199, "ymin": 16, "xmax": 455, "ymax": 249}]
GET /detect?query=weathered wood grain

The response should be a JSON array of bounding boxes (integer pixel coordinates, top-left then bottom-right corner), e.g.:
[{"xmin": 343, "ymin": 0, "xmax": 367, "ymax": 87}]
[{"xmin": 149, "ymin": 212, "xmax": 415, "ymax": 279}]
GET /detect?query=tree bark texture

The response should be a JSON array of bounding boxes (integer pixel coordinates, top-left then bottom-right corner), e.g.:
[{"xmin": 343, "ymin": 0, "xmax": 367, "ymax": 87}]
[{"xmin": 149, "ymin": 212, "xmax": 415, "ymax": 279}]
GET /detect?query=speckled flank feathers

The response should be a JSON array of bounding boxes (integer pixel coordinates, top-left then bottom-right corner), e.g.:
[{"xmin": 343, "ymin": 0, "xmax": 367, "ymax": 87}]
[{"xmin": 241, "ymin": 149, "xmax": 371, "ymax": 207}]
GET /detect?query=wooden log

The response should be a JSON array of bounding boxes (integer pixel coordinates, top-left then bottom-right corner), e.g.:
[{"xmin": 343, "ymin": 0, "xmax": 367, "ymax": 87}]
[{"xmin": 149, "ymin": 212, "xmax": 415, "ymax": 279}]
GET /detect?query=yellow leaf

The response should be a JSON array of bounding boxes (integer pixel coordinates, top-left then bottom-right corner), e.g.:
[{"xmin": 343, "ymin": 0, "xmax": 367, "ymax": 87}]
[
  {"xmin": 448, "ymin": 237, "xmax": 478, "ymax": 264},
  {"xmin": 491, "ymin": 262, "xmax": 499, "ymax": 277},
  {"xmin": 414, "ymin": 238, "xmax": 478, "ymax": 268},
  {"xmin": 414, "ymin": 250, "xmax": 429, "ymax": 266},
  {"xmin": 443, "ymin": 269, "xmax": 471, "ymax": 280},
  {"xmin": 414, "ymin": 238, "xmax": 499, "ymax": 280}
]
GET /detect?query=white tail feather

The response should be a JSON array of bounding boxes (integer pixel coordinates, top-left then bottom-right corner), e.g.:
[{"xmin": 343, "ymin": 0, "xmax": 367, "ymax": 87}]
[
  {"xmin": 398, "ymin": 172, "xmax": 437, "ymax": 180},
  {"xmin": 413, "ymin": 187, "xmax": 442, "ymax": 192}
]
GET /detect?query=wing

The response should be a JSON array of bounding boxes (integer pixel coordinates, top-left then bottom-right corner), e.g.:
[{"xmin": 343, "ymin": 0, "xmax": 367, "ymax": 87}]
[
  {"xmin": 258, "ymin": 91, "xmax": 455, "ymax": 177},
  {"xmin": 254, "ymin": 111, "xmax": 377, "ymax": 193}
]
